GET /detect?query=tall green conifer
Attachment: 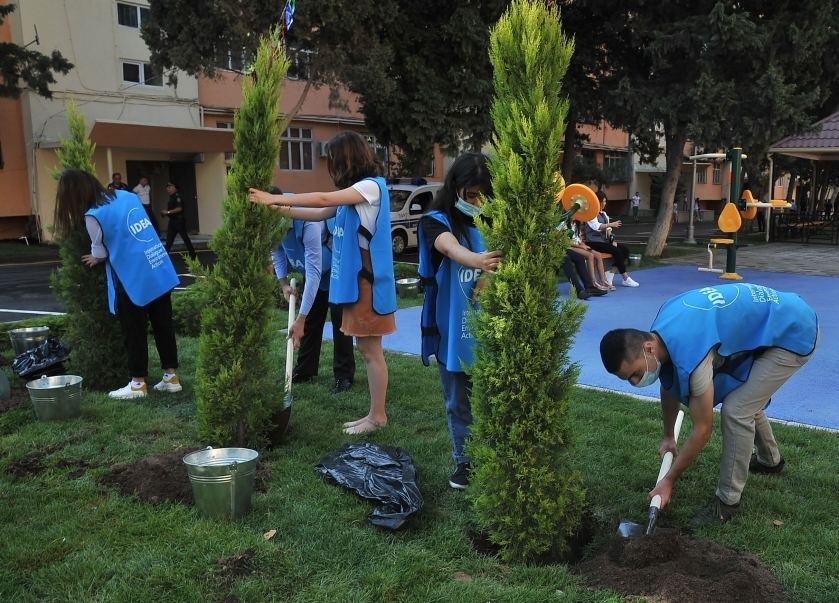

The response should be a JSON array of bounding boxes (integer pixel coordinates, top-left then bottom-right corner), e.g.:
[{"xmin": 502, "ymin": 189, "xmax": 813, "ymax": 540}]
[
  {"xmin": 195, "ymin": 30, "xmax": 288, "ymax": 446},
  {"xmin": 468, "ymin": 0, "xmax": 586, "ymax": 562},
  {"xmin": 50, "ymin": 101, "xmax": 128, "ymax": 389}
]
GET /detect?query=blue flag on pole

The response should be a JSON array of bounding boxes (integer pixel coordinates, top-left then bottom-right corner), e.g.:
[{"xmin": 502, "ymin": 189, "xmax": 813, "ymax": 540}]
[{"xmin": 283, "ymin": 0, "xmax": 296, "ymax": 32}]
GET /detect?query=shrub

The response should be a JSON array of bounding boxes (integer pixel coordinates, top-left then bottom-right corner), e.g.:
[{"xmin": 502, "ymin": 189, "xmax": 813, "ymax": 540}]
[
  {"xmin": 468, "ymin": 0, "xmax": 586, "ymax": 562},
  {"xmin": 194, "ymin": 30, "xmax": 289, "ymax": 447}
]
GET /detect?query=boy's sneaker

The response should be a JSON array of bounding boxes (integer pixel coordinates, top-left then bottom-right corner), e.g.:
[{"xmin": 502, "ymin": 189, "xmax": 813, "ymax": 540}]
[
  {"xmin": 109, "ymin": 382, "xmax": 147, "ymax": 399},
  {"xmin": 688, "ymin": 496, "xmax": 740, "ymax": 529},
  {"xmin": 749, "ymin": 453, "xmax": 785, "ymax": 475},
  {"xmin": 449, "ymin": 463, "xmax": 472, "ymax": 490},
  {"xmin": 153, "ymin": 374, "xmax": 183, "ymax": 393}
]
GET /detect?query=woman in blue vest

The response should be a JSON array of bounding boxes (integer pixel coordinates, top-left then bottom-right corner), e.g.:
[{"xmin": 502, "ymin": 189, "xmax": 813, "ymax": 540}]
[
  {"xmin": 249, "ymin": 131, "xmax": 395, "ymax": 435},
  {"xmin": 53, "ymin": 169, "xmax": 182, "ymax": 399},
  {"xmin": 600, "ymin": 283, "xmax": 818, "ymax": 528},
  {"xmin": 270, "ymin": 198, "xmax": 355, "ymax": 394},
  {"xmin": 417, "ymin": 153, "xmax": 502, "ymax": 490}
]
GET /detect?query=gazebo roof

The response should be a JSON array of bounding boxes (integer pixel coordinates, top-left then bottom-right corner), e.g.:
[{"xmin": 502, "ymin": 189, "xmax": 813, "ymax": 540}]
[{"xmin": 768, "ymin": 110, "xmax": 839, "ymax": 161}]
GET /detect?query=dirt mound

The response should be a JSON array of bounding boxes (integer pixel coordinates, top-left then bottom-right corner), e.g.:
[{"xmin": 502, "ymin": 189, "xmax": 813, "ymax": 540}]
[
  {"xmin": 573, "ymin": 530, "xmax": 786, "ymax": 602},
  {"xmin": 100, "ymin": 450, "xmax": 194, "ymax": 505},
  {"xmin": 99, "ymin": 449, "xmax": 273, "ymax": 506}
]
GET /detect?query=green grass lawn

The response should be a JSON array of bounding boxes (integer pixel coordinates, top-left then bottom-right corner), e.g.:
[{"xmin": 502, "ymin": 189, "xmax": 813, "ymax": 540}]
[{"xmin": 1, "ymin": 317, "xmax": 838, "ymax": 602}]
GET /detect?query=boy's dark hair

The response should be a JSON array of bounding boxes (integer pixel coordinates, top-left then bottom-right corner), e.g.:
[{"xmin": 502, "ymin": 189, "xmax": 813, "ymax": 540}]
[{"xmin": 600, "ymin": 328, "xmax": 652, "ymax": 374}]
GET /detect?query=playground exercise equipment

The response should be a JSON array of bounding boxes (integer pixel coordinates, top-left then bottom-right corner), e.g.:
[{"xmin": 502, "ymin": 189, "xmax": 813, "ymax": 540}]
[
  {"xmin": 557, "ymin": 183, "xmax": 600, "ymax": 223},
  {"xmin": 699, "ymin": 202, "xmax": 743, "ymax": 279}
]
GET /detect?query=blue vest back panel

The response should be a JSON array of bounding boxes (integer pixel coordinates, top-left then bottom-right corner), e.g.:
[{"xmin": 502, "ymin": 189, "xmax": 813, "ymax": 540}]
[
  {"xmin": 651, "ymin": 283, "xmax": 818, "ymax": 405},
  {"xmin": 282, "ymin": 219, "xmax": 331, "ymax": 291}
]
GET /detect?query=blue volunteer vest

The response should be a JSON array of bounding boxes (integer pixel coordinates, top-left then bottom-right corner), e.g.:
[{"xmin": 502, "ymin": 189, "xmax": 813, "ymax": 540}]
[
  {"xmin": 418, "ymin": 211, "xmax": 486, "ymax": 372},
  {"xmin": 281, "ymin": 219, "xmax": 332, "ymax": 291},
  {"xmin": 329, "ymin": 177, "xmax": 396, "ymax": 315},
  {"xmin": 651, "ymin": 283, "xmax": 818, "ymax": 406},
  {"xmin": 86, "ymin": 190, "xmax": 179, "ymax": 313}
]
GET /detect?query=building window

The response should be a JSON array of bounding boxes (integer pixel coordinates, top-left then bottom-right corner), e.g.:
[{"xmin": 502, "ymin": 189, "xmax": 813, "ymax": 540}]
[
  {"xmin": 712, "ymin": 163, "xmax": 721, "ymax": 185},
  {"xmin": 117, "ymin": 2, "xmax": 150, "ymax": 28},
  {"xmin": 696, "ymin": 166, "xmax": 707, "ymax": 184},
  {"xmin": 280, "ymin": 127, "xmax": 314, "ymax": 171},
  {"xmin": 361, "ymin": 133, "xmax": 389, "ymax": 169},
  {"xmin": 122, "ymin": 61, "xmax": 162, "ymax": 87},
  {"xmin": 216, "ymin": 122, "xmax": 235, "ymax": 161},
  {"xmin": 287, "ymin": 48, "xmax": 314, "ymax": 80},
  {"xmin": 214, "ymin": 46, "xmax": 250, "ymax": 72}
]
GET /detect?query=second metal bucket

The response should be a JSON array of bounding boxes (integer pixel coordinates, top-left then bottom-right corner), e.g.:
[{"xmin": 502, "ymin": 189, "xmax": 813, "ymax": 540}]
[
  {"xmin": 25, "ymin": 374, "xmax": 83, "ymax": 420},
  {"xmin": 9, "ymin": 326, "xmax": 50, "ymax": 355},
  {"xmin": 182, "ymin": 447, "xmax": 259, "ymax": 520}
]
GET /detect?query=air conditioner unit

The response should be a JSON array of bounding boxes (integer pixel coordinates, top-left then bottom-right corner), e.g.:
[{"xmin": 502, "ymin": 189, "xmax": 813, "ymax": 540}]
[
  {"xmin": 193, "ymin": 152, "xmax": 205, "ymax": 163},
  {"xmin": 319, "ymin": 142, "xmax": 329, "ymax": 158}
]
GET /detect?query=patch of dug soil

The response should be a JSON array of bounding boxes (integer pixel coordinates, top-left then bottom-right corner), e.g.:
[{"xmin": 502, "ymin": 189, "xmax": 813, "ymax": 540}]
[
  {"xmin": 99, "ymin": 450, "xmax": 273, "ymax": 506},
  {"xmin": 573, "ymin": 531, "xmax": 786, "ymax": 603},
  {"xmin": 100, "ymin": 450, "xmax": 194, "ymax": 505},
  {"xmin": 0, "ymin": 386, "xmax": 29, "ymax": 413},
  {"xmin": 6, "ymin": 444, "xmax": 65, "ymax": 477}
]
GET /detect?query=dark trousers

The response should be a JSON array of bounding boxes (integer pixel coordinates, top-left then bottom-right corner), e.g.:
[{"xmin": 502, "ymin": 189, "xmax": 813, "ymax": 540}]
[
  {"xmin": 115, "ymin": 284, "xmax": 178, "ymax": 378},
  {"xmin": 295, "ymin": 288, "xmax": 356, "ymax": 381},
  {"xmin": 562, "ymin": 251, "xmax": 592, "ymax": 292},
  {"xmin": 165, "ymin": 217, "xmax": 196, "ymax": 257},
  {"xmin": 142, "ymin": 204, "xmax": 160, "ymax": 234},
  {"xmin": 587, "ymin": 240, "xmax": 630, "ymax": 274}
]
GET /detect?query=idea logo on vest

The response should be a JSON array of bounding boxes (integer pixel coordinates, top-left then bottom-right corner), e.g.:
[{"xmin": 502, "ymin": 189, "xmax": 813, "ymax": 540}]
[{"xmin": 126, "ymin": 207, "xmax": 156, "ymax": 243}]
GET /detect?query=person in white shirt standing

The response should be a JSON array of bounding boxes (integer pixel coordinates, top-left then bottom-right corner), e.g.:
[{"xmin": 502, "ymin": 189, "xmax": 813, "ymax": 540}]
[{"xmin": 133, "ymin": 175, "xmax": 160, "ymax": 234}]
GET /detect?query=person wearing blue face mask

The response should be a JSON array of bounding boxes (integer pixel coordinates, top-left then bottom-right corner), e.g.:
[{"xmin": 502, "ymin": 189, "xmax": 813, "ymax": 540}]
[
  {"xmin": 417, "ymin": 153, "xmax": 502, "ymax": 490},
  {"xmin": 599, "ymin": 284, "xmax": 818, "ymax": 528}
]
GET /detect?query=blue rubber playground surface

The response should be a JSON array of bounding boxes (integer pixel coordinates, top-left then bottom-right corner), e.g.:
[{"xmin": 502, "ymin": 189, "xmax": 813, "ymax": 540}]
[{"xmin": 326, "ymin": 265, "xmax": 838, "ymax": 430}]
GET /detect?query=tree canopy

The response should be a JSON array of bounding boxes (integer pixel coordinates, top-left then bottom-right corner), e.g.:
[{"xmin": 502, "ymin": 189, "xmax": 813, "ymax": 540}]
[
  {"xmin": 141, "ymin": 0, "xmax": 506, "ymax": 175},
  {"xmin": 0, "ymin": 3, "xmax": 73, "ymax": 99}
]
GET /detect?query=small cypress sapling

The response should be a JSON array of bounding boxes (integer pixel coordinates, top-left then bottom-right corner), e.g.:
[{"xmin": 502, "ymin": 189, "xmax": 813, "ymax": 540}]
[
  {"xmin": 467, "ymin": 0, "xmax": 587, "ymax": 562},
  {"xmin": 50, "ymin": 100, "xmax": 128, "ymax": 390},
  {"xmin": 194, "ymin": 29, "xmax": 289, "ymax": 446}
]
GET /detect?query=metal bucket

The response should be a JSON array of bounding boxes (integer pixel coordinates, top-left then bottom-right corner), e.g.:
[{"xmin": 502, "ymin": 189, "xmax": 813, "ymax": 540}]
[
  {"xmin": 629, "ymin": 254, "xmax": 642, "ymax": 267},
  {"xmin": 9, "ymin": 326, "xmax": 50, "ymax": 355},
  {"xmin": 396, "ymin": 277, "xmax": 420, "ymax": 297},
  {"xmin": 25, "ymin": 374, "xmax": 83, "ymax": 421},
  {"xmin": 183, "ymin": 447, "xmax": 259, "ymax": 520}
]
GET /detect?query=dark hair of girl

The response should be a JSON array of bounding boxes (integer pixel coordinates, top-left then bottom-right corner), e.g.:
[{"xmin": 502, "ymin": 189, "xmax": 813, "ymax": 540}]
[
  {"xmin": 428, "ymin": 152, "xmax": 491, "ymax": 243},
  {"xmin": 326, "ymin": 131, "xmax": 384, "ymax": 189},
  {"xmin": 54, "ymin": 169, "xmax": 113, "ymax": 241}
]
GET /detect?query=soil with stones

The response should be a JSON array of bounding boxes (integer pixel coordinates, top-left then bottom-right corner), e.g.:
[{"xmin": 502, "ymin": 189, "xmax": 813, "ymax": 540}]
[
  {"xmin": 99, "ymin": 450, "xmax": 272, "ymax": 506},
  {"xmin": 573, "ymin": 529, "xmax": 786, "ymax": 602}
]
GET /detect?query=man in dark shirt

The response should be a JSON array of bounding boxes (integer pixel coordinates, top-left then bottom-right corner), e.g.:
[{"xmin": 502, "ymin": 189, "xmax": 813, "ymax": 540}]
[
  {"xmin": 108, "ymin": 172, "xmax": 130, "ymax": 191},
  {"xmin": 162, "ymin": 182, "xmax": 196, "ymax": 258}
]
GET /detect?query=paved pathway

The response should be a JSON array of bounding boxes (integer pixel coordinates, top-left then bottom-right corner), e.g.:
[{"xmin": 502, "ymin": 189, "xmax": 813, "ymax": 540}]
[{"xmin": 660, "ymin": 243, "xmax": 839, "ymax": 277}]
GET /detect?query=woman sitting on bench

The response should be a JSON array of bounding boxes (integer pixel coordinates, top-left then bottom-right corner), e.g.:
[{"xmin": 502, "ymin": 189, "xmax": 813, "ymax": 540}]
[{"xmin": 584, "ymin": 195, "xmax": 640, "ymax": 288}]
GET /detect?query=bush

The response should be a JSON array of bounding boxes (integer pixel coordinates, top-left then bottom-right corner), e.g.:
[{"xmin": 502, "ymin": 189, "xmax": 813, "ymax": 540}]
[{"xmin": 171, "ymin": 283, "xmax": 208, "ymax": 337}]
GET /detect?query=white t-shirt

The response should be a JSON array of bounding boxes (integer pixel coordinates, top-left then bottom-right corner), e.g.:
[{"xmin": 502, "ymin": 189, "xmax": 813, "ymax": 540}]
[
  {"xmin": 350, "ymin": 179, "xmax": 382, "ymax": 250},
  {"xmin": 133, "ymin": 183, "xmax": 151, "ymax": 206}
]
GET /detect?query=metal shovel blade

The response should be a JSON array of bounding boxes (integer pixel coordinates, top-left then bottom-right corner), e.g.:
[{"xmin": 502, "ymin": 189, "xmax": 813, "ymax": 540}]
[{"xmin": 617, "ymin": 519, "xmax": 646, "ymax": 538}]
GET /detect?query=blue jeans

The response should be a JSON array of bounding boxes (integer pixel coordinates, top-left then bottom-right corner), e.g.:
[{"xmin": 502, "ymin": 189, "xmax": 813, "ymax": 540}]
[{"xmin": 438, "ymin": 363, "xmax": 473, "ymax": 466}]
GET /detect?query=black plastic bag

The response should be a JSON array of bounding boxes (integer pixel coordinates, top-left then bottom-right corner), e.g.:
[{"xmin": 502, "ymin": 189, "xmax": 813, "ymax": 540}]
[
  {"xmin": 11, "ymin": 337, "xmax": 71, "ymax": 379},
  {"xmin": 315, "ymin": 442, "xmax": 423, "ymax": 529}
]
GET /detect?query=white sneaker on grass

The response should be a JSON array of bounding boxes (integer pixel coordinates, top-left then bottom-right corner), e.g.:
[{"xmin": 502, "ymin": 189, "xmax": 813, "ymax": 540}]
[
  {"xmin": 153, "ymin": 374, "xmax": 183, "ymax": 393},
  {"xmin": 622, "ymin": 276, "xmax": 640, "ymax": 287},
  {"xmin": 109, "ymin": 382, "xmax": 147, "ymax": 399}
]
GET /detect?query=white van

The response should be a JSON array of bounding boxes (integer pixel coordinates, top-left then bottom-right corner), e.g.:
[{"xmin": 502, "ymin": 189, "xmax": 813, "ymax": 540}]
[{"xmin": 387, "ymin": 181, "xmax": 442, "ymax": 254}]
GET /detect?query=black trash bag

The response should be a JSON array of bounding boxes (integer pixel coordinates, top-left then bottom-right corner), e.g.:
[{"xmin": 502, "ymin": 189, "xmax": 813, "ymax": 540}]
[
  {"xmin": 11, "ymin": 337, "xmax": 71, "ymax": 379},
  {"xmin": 315, "ymin": 442, "xmax": 423, "ymax": 530}
]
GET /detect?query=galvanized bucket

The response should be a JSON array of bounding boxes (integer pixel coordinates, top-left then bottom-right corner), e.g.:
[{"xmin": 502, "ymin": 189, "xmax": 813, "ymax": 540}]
[
  {"xmin": 182, "ymin": 447, "xmax": 259, "ymax": 520},
  {"xmin": 25, "ymin": 374, "xmax": 83, "ymax": 421},
  {"xmin": 9, "ymin": 326, "xmax": 50, "ymax": 355},
  {"xmin": 396, "ymin": 277, "xmax": 420, "ymax": 297}
]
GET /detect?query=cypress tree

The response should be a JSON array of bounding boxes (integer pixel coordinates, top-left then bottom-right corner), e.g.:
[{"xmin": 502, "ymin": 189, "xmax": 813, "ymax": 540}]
[
  {"xmin": 50, "ymin": 100, "xmax": 128, "ymax": 389},
  {"xmin": 194, "ymin": 29, "xmax": 288, "ymax": 446},
  {"xmin": 468, "ymin": 0, "xmax": 586, "ymax": 562}
]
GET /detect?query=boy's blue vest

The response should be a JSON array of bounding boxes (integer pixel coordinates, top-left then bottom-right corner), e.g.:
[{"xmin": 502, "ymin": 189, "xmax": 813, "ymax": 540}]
[
  {"xmin": 651, "ymin": 283, "xmax": 818, "ymax": 406},
  {"xmin": 329, "ymin": 177, "xmax": 396, "ymax": 315},
  {"xmin": 281, "ymin": 219, "xmax": 332, "ymax": 291},
  {"xmin": 86, "ymin": 190, "xmax": 179, "ymax": 313},
  {"xmin": 418, "ymin": 211, "xmax": 486, "ymax": 372}
]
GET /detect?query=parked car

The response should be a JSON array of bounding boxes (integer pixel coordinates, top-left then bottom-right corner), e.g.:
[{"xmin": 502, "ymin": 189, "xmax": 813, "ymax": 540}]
[{"xmin": 387, "ymin": 180, "xmax": 442, "ymax": 255}]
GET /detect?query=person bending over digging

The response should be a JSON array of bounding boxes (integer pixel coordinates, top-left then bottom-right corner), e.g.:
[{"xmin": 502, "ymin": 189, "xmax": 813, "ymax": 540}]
[{"xmin": 599, "ymin": 283, "xmax": 818, "ymax": 528}]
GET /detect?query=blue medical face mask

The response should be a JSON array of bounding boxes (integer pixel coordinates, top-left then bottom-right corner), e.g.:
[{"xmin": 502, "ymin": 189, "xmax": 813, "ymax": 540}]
[
  {"xmin": 455, "ymin": 196, "xmax": 482, "ymax": 218},
  {"xmin": 634, "ymin": 347, "xmax": 661, "ymax": 388}
]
